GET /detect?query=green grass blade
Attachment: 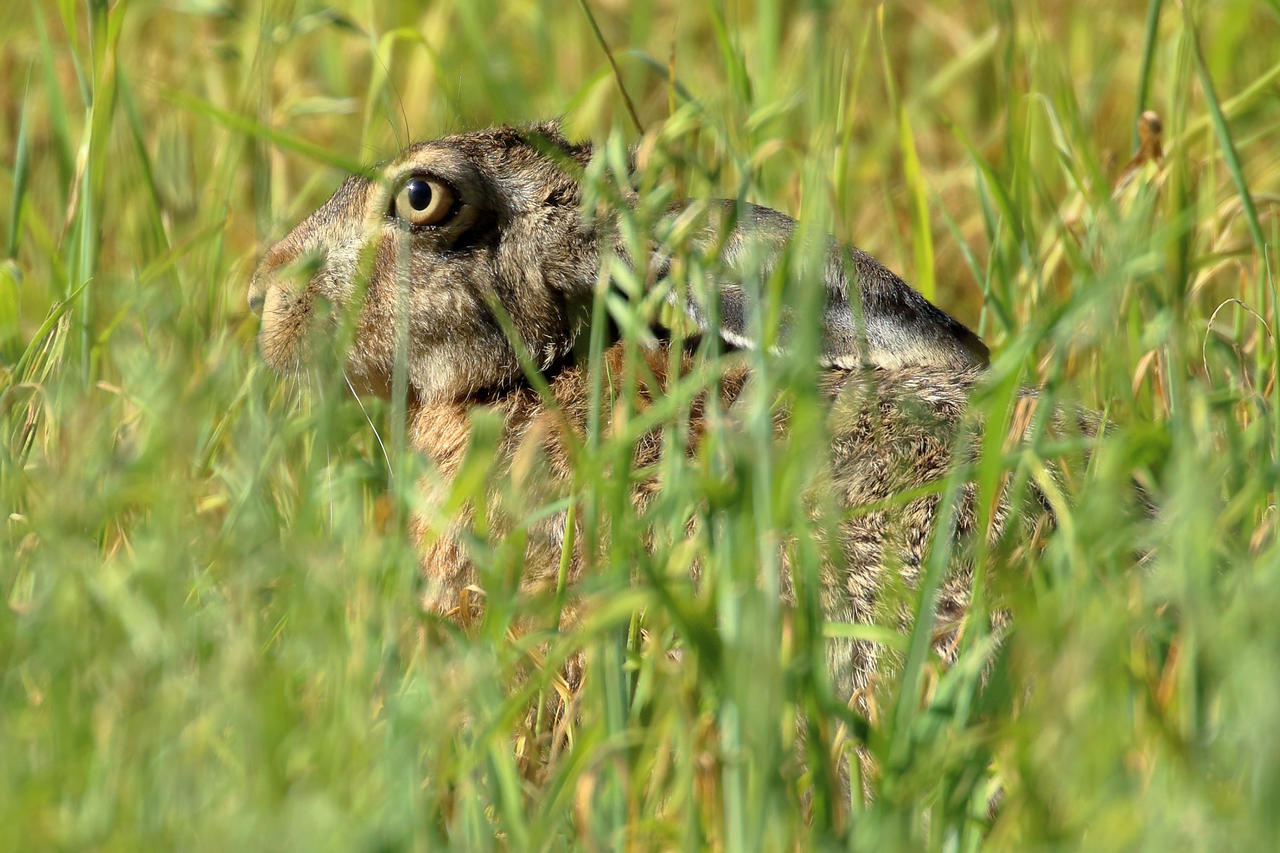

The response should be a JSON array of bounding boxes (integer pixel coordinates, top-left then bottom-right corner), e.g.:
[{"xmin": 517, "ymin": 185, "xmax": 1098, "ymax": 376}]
[
  {"xmin": 1181, "ymin": 4, "xmax": 1268, "ymax": 256},
  {"xmin": 6, "ymin": 68, "xmax": 32, "ymax": 259},
  {"xmin": 1134, "ymin": 0, "xmax": 1164, "ymax": 148},
  {"xmin": 163, "ymin": 88, "xmax": 372, "ymax": 176}
]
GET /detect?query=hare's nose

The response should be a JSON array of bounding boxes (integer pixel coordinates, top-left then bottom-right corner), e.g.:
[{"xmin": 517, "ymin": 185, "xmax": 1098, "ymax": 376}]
[
  {"xmin": 247, "ymin": 275, "xmax": 268, "ymax": 315},
  {"xmin": 250, "ymin": 235, "xmax": 313, "ymax": 315}
]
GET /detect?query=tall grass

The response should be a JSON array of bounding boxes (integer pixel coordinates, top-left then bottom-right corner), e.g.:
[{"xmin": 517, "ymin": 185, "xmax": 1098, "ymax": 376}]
[{"xmin": 2, "ymin": 0, "xmax": 1278, "ymax": 849}]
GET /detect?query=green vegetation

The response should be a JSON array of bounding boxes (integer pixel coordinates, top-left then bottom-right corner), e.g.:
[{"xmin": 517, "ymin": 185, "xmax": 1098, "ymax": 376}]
[{"xmin": 3, "ymin": 0, "xmax": 1278, "ymax": 848}]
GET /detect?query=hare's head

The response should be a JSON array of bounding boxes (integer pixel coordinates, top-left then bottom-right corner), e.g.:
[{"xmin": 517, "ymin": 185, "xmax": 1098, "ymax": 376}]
[
  {"xmin": 249, "ymin": 122, "xmax": 597, "ymax": 401},
  {"xmin": 249, "ymin": 121, "xmax": 987, "ymax": 402}
]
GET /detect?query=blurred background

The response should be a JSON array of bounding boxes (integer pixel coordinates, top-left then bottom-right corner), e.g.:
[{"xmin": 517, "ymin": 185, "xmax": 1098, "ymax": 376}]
[{"xmin": 2, "ymin": 1, "xmax": 1278, "ymax": 849}]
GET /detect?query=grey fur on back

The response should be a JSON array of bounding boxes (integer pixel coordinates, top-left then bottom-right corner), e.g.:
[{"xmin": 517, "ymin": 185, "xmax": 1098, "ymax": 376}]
[{"xmin": 246, "ymin": 122, "xmax": 1077, "ymax": 737}]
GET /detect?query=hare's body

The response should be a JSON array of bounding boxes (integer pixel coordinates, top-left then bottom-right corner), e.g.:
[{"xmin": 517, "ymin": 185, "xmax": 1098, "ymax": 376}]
[
  {"xmin": 250, "ymin": 122, "xmax": 1039, "ymax": 708},
  {"xmin": 404, "ymin": 338, "xmax": 1002, "ymax": 703}
]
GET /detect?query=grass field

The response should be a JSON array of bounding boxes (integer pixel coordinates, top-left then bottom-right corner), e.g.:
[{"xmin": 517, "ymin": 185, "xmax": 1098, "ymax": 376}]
[{"xmin": 3, "ymin": 0, "xmax": 1279, "ymax": 849}]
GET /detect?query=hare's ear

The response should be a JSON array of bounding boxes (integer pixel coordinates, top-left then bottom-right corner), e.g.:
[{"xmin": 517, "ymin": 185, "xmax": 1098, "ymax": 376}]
[
  {"xmin": 520, "ymin": 119, "xmax": 594, "ymax": 169},
  {"xmin": 655, "ymin": 200, "xmax": 990, "ymax": 370}
]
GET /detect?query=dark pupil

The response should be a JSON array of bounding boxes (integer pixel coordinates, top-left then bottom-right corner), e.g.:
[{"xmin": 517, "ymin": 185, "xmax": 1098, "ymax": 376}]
[{"xmin": 406, "ymin": 179, "xmax": 432, "ymax": 211}]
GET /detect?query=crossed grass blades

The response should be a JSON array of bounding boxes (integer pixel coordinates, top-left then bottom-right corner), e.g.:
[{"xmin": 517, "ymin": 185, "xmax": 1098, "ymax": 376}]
[{"xmin": 2, "ymin": 1, "xmax": 1279, "ymax": 849}]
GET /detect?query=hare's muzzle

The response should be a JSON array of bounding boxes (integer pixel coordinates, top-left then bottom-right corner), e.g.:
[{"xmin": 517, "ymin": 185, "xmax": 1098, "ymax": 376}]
[
  {"xmin": 247, "ymin": 274, "xmax": 267, "ymax": 315},
  {"xmin": 247, "ymin": 238, "xmax": 330, "ymax": 374}
]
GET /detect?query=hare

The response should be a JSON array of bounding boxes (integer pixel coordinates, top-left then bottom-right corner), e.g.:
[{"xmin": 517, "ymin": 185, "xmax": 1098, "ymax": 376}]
[{"xmin": 249, "ymin": 121, "xmax": 1055, "ymax": 713}]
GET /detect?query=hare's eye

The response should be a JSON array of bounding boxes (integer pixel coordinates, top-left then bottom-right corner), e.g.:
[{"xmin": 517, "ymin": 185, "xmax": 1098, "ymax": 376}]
[{"xmin": 393, "ymin": 177, "xmax": 455, "ymax": 226}]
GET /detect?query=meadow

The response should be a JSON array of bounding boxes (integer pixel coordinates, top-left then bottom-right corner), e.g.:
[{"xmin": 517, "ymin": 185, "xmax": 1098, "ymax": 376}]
[{"xmin": 2, "ymin": 0, "xmax": 1279, "ymax": 849}]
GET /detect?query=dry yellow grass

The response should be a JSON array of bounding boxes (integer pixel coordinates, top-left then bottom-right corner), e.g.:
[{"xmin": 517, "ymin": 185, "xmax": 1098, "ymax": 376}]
[{"xmin": 2, "ymin": 1, "xmax": 1278, "ymax": 848}]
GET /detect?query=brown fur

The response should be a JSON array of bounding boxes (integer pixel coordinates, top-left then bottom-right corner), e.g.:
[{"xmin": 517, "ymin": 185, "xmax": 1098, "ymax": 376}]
[
  {"xmin": 396, "ymin": 339, "xmax": 1029, "ymax": 708},
  {"xmin": 249, "ymin": 122, "xmax": 1061, "ymax": 716}
]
